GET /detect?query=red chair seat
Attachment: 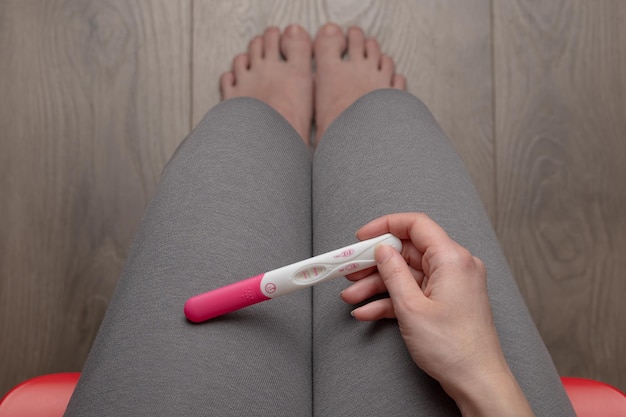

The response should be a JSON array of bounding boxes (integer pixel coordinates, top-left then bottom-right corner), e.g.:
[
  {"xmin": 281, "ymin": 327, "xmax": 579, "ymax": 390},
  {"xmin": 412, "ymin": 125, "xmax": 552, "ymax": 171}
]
[
  {"xmin": 1, "ymin": 373, "xmax": 625, "ymax": 416},
  {"xmin": 562, "ymin": 377, "xmax": 626, "ymax": 417},
  {"xmin": 0, "ymin": 372, "xmax": 80, "ymax": 417}
]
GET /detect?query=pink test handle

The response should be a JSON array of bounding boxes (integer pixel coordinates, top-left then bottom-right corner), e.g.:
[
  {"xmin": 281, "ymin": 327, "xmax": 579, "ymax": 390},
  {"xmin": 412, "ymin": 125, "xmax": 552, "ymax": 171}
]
[{"xmin": 184, "ymin": 274, "xmax": 270, "ymax": 322}]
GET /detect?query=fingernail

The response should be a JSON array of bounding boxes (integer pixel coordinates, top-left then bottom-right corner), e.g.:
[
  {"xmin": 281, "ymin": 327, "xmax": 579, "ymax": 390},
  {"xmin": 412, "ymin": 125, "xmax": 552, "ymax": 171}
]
[{"xmin": 375, "ymin": 244, "xmax": 394, "ymax": 264}]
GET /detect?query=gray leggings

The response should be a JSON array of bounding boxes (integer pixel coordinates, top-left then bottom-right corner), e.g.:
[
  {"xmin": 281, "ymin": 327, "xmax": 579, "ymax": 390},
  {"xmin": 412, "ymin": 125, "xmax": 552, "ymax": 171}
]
[{"xmin": 64, "ymin": 89, "xmax": 575, "ymax": 416}]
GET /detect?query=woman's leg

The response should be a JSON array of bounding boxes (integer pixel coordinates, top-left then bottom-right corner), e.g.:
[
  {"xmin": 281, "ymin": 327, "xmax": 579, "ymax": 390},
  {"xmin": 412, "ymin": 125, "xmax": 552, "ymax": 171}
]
[
  {"xmin": 311, "ymin": 26, "xmax": 575, "ymax": 417},
  {"xmin": 65, "ymin": 26, "xmax": 315, "ymax": 417}
]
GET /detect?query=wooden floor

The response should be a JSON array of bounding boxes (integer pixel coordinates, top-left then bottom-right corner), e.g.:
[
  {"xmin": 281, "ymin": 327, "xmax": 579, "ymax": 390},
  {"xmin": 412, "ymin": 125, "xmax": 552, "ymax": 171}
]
[{"xmin": 1, "ymin": 0, "xmax": 625, "ymax": 396}]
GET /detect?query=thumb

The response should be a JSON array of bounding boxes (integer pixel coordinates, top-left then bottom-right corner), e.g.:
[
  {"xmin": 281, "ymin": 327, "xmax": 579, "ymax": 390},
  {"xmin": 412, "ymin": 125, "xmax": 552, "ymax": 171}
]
[{"xmin": 375, "ymin": 244, "xmax": 425, "ymax": 310}]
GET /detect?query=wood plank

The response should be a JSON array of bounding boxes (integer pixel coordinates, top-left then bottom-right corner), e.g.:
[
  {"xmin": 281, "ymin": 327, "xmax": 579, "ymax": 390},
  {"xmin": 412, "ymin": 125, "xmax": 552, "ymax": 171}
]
[
  {"xmin": 358, "ymin": 0, "xmax": 495, "ymax": 221},
  {"xmin": 0, "ymin": 0, "xmax": 191, "ymax": 395},
  {"xmin": 493, "ymin": 0, "xmax": 626, "ymax": 391},
  {"xmin": 192, "ymin": 0, "xmax": 495, "ymax": 220}
]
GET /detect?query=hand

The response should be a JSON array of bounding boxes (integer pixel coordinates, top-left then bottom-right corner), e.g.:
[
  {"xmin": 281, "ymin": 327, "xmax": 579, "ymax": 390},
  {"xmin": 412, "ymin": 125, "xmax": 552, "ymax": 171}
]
[{"xmin": 342, "ymin": 213, "xmax": 534, "ymax": 416}]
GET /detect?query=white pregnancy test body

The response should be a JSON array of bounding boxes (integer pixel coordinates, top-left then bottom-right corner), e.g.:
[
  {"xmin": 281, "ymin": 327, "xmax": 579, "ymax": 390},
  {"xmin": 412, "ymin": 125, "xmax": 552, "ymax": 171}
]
[{"xmin": 184, "ymin": 233, "xmax": 402, "ymax": 322}]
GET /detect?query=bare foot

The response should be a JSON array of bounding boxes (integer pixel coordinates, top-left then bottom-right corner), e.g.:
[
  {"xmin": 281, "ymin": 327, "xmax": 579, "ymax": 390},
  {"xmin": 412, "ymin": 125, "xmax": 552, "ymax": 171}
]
[
  {"xmin": 221, "ymin": 25, "xmax": 314, "ymax": 145},
  {"xmin": 313, "ymin": 23, "xmax": 406, "ymax": 144}
]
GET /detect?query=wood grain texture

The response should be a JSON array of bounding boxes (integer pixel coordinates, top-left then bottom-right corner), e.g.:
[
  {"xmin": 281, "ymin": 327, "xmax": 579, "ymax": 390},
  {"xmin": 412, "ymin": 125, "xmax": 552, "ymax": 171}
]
[
  {"xmin": 0, "ymin": 0, "xmax": 191, "ymax": 395},
  {"xmin": 493, "ymin": 0, "xmax": 626, "ymax": 390},
  {"xmin": 192, "ymin": 0, "xmax": 495, "ymax": 221}
]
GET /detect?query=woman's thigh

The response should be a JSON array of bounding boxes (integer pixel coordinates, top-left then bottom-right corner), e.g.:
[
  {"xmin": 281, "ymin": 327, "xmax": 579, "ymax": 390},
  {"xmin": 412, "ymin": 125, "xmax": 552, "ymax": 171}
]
[
  {"xmin": 311, "ymin": 89, "xmax": 573, "ymax": 417},
  {"xmin": 64, "ymin": 98, "xmax": 314, "ymax": 417}
]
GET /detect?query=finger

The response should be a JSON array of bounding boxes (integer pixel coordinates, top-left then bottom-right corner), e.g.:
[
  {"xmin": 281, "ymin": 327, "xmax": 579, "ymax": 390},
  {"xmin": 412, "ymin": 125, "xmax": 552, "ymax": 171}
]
[
  {"xmin": 351, "ymin": 298, "xmax": 396, "ymax": 321},
  {"xmin": 357, "ymin": 213, "xmax": 455, "ymax": 254},
  {"xmin": 353, "ymin": 235, "xmax": 423, "ymax": 273},
  {"xmin": 375, "ymin": 244, "xmax": 427, "ymax": 313},
  {"xmin": 401, "ymin": 240, "xmax": 425, "ymax": 271},
  {"xmin": 343, "ymin": 267, "xmax": 426, "ymax": 305},
  {"xmin": 341, "ymin": 273, "xmax": 387, "ymax": 304}
]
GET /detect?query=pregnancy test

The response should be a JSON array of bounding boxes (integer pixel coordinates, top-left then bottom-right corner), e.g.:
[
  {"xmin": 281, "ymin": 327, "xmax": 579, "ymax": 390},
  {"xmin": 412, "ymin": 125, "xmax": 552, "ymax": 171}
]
[{"xmin": 184, "ymin": 233, "xmax": 402, "ymax": 322}]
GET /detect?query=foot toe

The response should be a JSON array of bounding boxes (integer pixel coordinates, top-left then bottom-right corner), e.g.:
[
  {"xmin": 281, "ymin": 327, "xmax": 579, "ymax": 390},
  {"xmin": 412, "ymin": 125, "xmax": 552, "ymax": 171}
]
[
  {"xmin": 365, "ymin": 38, "xmax": 381, "ymax": 63},
  {"xmin": 233, "ymin": 53, "xmax": 249, "ymax": 73},
  {"xmin": 314, "ymin": 23, "xmax": 346, "ymax": 62},
  {"xmin": 220, "ymin": 72, "xmax": 235, "ymax": 99},
  {"xmin": 263, "ymin": 27, "xmax": 281, "ymax": 59},
  {"xmin": 379, "ymin": 54, "xmax": 395, "ymax": 76},
  {"xmin": 347, "ymin": 26, "xmax": 366, "ymax": 60},
  {"xmin": 248, "ymin": 36, "xmax": 263, "ymax": 63},
  {"xmin": 392, "ymin": 73, "xmax": 407, "ymax": 90},
  {"xmin": 280, "ymin": 24, "xmax": 312, "ymax": 69}
]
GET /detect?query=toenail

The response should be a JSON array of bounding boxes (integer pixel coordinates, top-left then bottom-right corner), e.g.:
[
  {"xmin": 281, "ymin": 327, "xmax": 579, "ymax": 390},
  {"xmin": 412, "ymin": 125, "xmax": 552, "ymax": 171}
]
[
  {"xmin": 348, "ymin": 26, "xmax": 363, "ymax": 36},
  {"xmin": 321, "ymin": 23, "xmax": 342, "ymax": 35},
  {"xmin": 285, "ymin": 24, "xmax": 304, "ymax": 36}
]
